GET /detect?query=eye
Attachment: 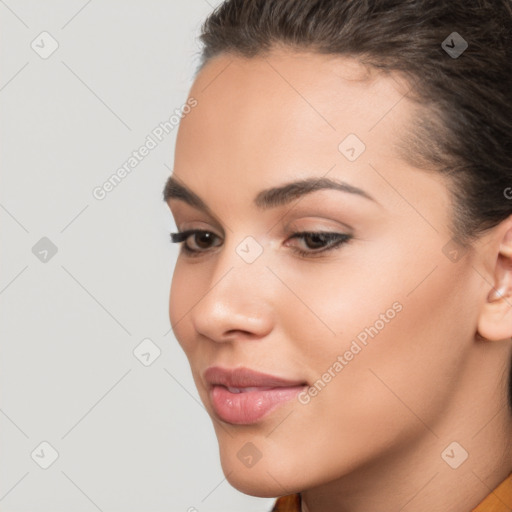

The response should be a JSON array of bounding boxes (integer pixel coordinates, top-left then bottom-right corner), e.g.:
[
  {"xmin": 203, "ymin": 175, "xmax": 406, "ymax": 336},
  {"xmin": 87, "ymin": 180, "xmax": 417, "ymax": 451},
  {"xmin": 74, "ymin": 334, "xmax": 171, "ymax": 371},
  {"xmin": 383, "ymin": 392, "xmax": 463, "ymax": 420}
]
[
  {"xmin": 169, "ymin": 229, "xmax": 353, "ymax": 258},
  {"xmin": 170, "ymin": 229, "xmax": 221, "ymax": 256},
  {"xmin": 286, "ymin": 231, "xmax": 353, "ymax": 258}
]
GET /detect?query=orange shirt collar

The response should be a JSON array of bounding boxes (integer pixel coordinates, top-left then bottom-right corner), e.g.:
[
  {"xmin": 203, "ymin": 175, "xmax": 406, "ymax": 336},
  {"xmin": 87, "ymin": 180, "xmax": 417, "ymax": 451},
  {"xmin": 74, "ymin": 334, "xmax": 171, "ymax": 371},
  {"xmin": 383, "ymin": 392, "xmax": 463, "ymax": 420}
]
[{"xmin": 271, "ymin": 471, "xmax": 512, "ymax": 512}]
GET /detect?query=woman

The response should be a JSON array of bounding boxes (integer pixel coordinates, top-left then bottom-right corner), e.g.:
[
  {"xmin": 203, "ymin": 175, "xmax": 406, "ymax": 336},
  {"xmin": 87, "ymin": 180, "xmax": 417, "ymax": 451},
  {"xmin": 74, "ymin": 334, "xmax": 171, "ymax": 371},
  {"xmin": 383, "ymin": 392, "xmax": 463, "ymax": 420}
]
[{"xmin": 163, "ymin": 0, "xmax": 512, "ymax": 510}]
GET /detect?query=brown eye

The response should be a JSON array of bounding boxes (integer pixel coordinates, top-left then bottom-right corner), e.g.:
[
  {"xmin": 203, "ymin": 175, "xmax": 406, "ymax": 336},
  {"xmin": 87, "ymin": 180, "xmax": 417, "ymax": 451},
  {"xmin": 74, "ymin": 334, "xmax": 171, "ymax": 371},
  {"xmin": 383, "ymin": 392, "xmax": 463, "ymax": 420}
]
[
  {"xmin": 286, "ymin": 231, "xmax": 353, "ymax": 258},
  {"xmin": 170, "ymin": 229, "xmax": 221, "ymax": 256},
  {"xmin": 189, "ymin": 231, "xmax": 216, "ymax": 250},
  {"xmin": 302, "ymin": 232, "xmax": 332, "ymax": 250}
]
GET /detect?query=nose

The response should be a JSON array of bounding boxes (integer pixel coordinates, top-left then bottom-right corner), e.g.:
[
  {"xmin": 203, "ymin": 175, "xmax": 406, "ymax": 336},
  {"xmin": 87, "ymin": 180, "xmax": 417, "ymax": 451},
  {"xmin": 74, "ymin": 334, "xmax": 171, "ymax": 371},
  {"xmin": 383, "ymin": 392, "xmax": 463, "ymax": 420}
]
[{"xmin": 190, "ymin": 254, "xmax": 275, "ymax": 343}]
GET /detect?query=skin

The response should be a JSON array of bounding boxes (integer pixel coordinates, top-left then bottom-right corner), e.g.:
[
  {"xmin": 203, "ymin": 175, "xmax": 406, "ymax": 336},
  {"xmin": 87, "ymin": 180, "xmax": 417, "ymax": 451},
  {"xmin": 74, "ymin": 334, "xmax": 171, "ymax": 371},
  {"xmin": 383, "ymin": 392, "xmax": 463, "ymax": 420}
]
[{"xmin": 165, "ymin": 48, "xmax": 512, "ymax": 512}]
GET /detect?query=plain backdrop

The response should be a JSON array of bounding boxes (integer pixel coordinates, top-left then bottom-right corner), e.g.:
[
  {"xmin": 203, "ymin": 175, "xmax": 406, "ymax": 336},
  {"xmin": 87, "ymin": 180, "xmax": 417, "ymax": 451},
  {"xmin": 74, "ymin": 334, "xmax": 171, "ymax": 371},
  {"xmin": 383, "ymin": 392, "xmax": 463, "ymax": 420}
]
[{"xmin": 0, "ymin": 1, "xmax": 276, "ymax": 511}]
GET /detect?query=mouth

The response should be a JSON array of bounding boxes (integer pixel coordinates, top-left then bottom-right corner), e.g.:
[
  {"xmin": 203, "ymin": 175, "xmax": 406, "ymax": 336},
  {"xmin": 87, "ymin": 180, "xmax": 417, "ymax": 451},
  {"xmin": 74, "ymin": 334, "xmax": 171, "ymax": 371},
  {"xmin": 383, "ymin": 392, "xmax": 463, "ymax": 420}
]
[
  {"xmin": 224, "ymin": 386, "xmax": 274, "ymax": 393},
  {"xmin": 204, "ymin": 366, "xmax": 308, "ymax": 425}
]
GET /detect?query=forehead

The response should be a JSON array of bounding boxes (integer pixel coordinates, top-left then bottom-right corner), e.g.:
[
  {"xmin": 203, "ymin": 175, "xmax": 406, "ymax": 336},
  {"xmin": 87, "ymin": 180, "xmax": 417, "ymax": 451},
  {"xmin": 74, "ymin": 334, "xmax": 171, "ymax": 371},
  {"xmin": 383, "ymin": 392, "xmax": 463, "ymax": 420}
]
[
  {"xmin": 171, "ymin": 49, "xmax": 444, "ymax": 219},
  {"xmin": 188, "ymin": 49, "xmax": 411, "ymax": 130},
  {"xmin": 177, "ymin": 49, "xmax": 412, "ymax": 170}
]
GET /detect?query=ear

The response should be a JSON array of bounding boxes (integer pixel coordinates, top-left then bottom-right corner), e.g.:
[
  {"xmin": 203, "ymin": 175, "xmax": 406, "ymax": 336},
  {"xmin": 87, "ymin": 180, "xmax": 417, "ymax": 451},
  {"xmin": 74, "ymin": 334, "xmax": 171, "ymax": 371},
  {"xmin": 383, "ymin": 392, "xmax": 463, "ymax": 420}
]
[{"xmin": 477, "ymin": 220, "xmax": 512, "ymax": 341}]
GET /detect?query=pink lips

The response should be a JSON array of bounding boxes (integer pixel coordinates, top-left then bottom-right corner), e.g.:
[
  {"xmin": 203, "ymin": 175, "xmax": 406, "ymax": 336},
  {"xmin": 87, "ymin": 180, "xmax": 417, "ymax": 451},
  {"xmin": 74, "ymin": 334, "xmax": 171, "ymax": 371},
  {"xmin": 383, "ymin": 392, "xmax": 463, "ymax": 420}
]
[{"xmin": 204, "ymin": 366, "xmax": 307, "ymax": 425}]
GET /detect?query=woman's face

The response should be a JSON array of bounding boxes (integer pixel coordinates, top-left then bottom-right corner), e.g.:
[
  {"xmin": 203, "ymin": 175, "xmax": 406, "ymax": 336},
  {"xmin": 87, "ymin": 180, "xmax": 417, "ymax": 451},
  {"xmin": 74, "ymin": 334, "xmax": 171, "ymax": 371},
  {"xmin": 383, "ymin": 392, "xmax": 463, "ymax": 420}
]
[{"xmin": 165, "ymin": 50, "xmax": 488, "ymax": 496}]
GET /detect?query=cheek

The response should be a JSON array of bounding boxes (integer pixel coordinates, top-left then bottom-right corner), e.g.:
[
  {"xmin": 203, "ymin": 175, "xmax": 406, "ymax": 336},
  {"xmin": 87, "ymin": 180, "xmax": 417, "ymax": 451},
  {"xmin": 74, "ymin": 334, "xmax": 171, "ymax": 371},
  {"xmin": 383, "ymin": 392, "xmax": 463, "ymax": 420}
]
[
  {"xmin": 301, "ymin": 260, "xmax": 472, "ymax": 434},
  {"xmin": 282, "ymin": 244, "xmax": 473, "ymax": 428},
  {"xmin": 272, "ymin": 250, "xmax": 406, "ymax": 368},
  {"xmin": 168, "ymin": 261, "xmax": 196, "ymax": 353}
]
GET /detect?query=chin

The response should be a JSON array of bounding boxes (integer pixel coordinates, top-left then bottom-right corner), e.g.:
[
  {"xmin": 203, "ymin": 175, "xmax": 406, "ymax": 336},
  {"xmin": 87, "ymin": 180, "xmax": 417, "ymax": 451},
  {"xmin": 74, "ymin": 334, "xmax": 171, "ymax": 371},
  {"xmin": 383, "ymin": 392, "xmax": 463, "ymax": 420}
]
[
  {"xmin": 217, "ymin": 441, "xmax": 306, "ymax": 498},
  {"xmin": 223, "ymin": 464, "xmax": 295, "ymax": 498}
]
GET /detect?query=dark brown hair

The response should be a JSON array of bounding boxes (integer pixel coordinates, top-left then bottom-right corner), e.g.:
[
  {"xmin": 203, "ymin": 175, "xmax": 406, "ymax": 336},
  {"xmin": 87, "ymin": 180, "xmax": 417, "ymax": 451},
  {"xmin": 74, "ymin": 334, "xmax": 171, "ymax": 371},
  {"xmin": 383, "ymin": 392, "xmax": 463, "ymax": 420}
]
[{"xmin": 195, "ymin": 0, "xmax": 512, "ymax": 407}]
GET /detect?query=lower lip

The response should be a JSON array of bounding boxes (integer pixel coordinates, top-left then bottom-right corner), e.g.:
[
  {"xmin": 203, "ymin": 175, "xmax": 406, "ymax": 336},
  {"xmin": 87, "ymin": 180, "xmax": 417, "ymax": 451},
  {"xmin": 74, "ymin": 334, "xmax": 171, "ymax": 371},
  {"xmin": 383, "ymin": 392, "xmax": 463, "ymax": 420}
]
[{"xmin": 210, "ymin": 385, "xmax": 306, "ymax": 425}]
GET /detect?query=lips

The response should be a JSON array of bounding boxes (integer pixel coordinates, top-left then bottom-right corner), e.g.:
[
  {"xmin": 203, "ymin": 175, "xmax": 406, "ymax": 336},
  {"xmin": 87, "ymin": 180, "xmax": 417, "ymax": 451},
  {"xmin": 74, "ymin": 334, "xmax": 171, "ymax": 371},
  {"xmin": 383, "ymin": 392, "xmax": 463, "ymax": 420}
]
[
  {"xmin": 204, "ymin": 366, "xmax": 306, "ymax": 389},
  {"xmin": 204, "ymin": 366, "xmax": 308, "ymax": 424},
  {"xmin": 225, "ymin": 386, "xmax": 273, "ymax": 393}
]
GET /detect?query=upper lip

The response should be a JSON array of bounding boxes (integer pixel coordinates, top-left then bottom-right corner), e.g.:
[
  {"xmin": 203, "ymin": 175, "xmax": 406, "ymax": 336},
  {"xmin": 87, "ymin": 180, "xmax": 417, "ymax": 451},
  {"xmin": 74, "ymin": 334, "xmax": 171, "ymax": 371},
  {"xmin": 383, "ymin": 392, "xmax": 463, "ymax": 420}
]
[{"xmin": 204, "ymin": 366, "xmax": 307, "ymax": 389}]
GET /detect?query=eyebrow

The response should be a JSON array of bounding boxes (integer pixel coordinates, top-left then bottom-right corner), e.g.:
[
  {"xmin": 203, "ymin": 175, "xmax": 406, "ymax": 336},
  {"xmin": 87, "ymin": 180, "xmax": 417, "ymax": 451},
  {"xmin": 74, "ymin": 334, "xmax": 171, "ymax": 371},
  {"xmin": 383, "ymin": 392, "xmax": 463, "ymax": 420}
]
[{"xmin": 163, "ymin": 174, "xmax": 378, "ymax": 213}]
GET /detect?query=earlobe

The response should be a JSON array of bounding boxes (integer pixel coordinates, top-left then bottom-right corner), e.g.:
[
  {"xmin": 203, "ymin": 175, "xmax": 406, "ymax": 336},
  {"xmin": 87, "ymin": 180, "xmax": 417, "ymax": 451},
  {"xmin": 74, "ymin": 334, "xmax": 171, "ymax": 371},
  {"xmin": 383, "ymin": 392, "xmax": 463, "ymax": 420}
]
[{"xmin": 477, "ymin": 226, "xmax": 512, "ymax": 342}]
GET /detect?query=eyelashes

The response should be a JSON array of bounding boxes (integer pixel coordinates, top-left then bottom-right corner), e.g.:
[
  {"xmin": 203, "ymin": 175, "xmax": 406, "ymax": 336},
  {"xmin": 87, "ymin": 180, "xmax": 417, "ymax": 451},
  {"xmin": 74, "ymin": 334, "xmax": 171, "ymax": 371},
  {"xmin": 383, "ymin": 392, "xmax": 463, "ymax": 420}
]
[
  {"xmin": 287, "ymin": 231, "xmax": 353, "ymax": 257},
  {"xmin": 170, "ymin": 230, "xmax": 220, "ymax": 255},
  {"xmin": 170, "ymin": 229, "xmax": 353, "ymax": 258}
]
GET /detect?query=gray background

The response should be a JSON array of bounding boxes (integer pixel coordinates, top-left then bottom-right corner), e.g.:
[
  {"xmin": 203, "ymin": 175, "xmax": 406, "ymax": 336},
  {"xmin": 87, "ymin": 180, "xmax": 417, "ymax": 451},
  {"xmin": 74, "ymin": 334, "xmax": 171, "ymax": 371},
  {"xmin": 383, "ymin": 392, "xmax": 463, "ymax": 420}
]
[{"xmin": 0, "ymin": 1, "xmax": 275, "ymax": 510}]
